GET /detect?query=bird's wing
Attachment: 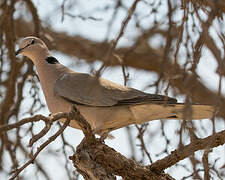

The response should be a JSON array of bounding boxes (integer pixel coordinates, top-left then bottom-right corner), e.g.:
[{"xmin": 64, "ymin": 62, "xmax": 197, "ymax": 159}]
[{"xmin": 54, "ymin": 72, "xmax": 177, "ymax": 107}]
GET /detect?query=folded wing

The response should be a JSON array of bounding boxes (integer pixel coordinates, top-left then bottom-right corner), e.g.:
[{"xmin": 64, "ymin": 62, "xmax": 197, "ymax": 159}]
[{"xmin": 54, "ymin": 72, "xmax": 177, "ymax": 107}]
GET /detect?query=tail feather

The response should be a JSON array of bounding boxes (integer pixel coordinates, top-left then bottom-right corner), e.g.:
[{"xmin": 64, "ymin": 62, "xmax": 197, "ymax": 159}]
[
  {"xmin": 130, "ymin": 104, "xmax": 214, "ymax": 124},
  {"xmin": 78, "ymin": 103, "xmax": 214, "ymax": 134},
  {"xmin": 169, "ymin": 104, "xmax": 214, "ymax": 120}
]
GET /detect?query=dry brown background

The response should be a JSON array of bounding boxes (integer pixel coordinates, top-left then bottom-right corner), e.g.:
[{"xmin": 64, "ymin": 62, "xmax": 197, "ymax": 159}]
[{"xmin": 0, "ymin": 0, "xmax": 225, "ymax": 179}]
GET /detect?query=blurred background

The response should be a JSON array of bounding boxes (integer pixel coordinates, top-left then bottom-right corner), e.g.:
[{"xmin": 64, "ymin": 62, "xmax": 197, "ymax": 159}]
[{"xmin": 0, "ymin": 0, "xmax": 225, "ymax": 179}]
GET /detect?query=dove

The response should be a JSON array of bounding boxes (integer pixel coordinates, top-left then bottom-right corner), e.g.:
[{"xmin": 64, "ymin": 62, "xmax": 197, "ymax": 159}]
[{"xmin": 15, "ymin": 37, "xmax": 214, "ymax": 134}]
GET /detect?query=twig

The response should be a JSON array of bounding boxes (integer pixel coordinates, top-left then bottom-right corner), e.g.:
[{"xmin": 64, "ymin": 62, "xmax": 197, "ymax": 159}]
[
  {"xmin": 58, "ymin": 122, "xmax": 76, "ymax": 179},
  {"xmin": 96, "ymin": 0, "xmax": 141, "ymax": 76},
  {"xmin": 135, "ymin": 124, "xmax": 153, "ymax": 164},
  {"xmin": 9, "ymin": 118, "xmax": 71, "ymax": 180},
  {"xmin": 0, "ymin": 114, "xmax": 48, "ymax": 132},
  {"xmin": 149, "ymin": 129, "xmax": 225, "ymax": 172},
  {"xmin": 23, "ymin": 0, "xmax": 40, "ymax": 36},
  {"xmin": 29, "ymin": 121, "xmax": 51, "ymax": 146},
  {"xmin": 1, "ymin": 106, "xmax": 95, "ymax": 180},
  {"xmin": 202, "ymin": 149, "xmax": 211, "ymax": 180},
  {"xmin": 0, "ymin": 112, "xmax": 69, "ymax": 133}
]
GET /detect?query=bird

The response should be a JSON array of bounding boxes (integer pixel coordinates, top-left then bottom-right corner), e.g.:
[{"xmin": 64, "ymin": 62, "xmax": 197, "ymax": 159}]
[{"xmin": 15, "ymin": 36, "xmax": 214, "ymax": 135}]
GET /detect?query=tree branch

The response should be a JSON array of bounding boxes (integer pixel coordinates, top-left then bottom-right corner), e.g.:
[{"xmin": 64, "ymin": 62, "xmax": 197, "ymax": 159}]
[
  {"xmin": 70, "ymin": 140, "xmax": 175, "ymax": 180},
  {"xmin": 68, "ymin": 109, "xmax": 176, "ymax": 180},
  {"xmin": 9, "ymin": 118, "xmax": 71, "ymax": 180},
  {"xmin": 0, "ymin": 112, "xmax": 69, "ymax": 133},
  {"xmin": 149, "ymin": 130, "xmax": 225, "ymax": 172}
]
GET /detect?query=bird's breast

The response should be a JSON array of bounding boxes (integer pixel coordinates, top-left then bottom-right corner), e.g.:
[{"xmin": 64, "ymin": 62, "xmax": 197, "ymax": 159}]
[{"xmin": 35, "ymin": 63, "xmax": 72, "ymax": 114}]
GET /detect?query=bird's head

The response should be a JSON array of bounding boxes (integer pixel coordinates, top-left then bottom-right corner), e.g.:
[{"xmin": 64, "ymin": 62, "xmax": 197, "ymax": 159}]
[{"xmin": 15, "ymin": 37, "xmax": 50, "ymax": 61}]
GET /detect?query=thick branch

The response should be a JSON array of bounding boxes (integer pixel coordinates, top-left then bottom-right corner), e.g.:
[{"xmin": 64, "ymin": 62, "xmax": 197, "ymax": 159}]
[
  {"xmin": 65, "ymin": 107, "xmax": 174, "ymax": 180},
  {"xmin": 70, "ymin": 136, "xmax": 175, "ymax": 180}
]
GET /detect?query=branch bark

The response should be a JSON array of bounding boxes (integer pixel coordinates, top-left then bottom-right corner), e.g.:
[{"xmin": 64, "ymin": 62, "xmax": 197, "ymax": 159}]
[
  {"xmin": 68, "ymin": 106, "xmax": 175, "ymax": 180},
  {"xmin": 70, "ymin": 140, "xmax": 175, "ymax": 180},
  {"xmin": 69, "ymin": 106, "xmax": 225, "ymax": 180}
]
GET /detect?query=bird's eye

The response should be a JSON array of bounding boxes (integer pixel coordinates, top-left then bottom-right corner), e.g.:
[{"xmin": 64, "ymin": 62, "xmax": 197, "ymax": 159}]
[{"xmin": 31, "ymin": 39, "xmax": 35, "ymax": 45}]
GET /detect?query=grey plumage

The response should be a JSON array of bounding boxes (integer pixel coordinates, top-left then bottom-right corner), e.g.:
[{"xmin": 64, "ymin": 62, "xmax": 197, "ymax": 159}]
[
  {"xmin": 55, "ymin": 72, "xmax": 177, "ymax": 107},
  {"xmin": 15, "ymin": 37, "xmax": 214, "ymax": 134}
]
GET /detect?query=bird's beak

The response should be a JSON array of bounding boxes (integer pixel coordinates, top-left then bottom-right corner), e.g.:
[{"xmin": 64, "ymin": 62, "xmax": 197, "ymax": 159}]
[
  {"xmin": 15, "ymin": 44, "xmax": 28, "ymax": 56},
  {"xmin": 15, "ymin": 40, "xmax": 34, "ymax": 56},
  {"xmin": 15, "ymin": 48, "xmax": 23, "ymax": 56}
]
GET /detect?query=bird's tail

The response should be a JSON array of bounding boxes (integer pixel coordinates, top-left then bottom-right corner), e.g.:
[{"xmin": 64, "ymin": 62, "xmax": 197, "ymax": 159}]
[
  {"xmin": 167, "ymin": 104, "xmax": 214, "ymax": 120},
  {"xmin": 130, "ymin": 103, "xmax": 214, "ymax": 124},
  {"xmin": 84, "ymin": 103, "xmax": 214, "ymax": 135}
]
